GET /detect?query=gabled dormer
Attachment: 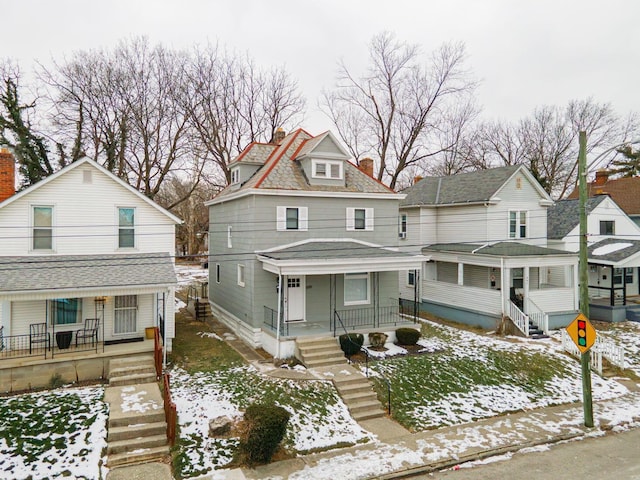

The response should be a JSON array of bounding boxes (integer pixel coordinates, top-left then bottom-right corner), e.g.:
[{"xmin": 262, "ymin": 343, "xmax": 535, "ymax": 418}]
[
  {"xmin": 294, "ymin": 131, "xmax": 351, "ymax": 187},
  {"xmin": 228, "ymin": 142, "xmax": 278, "ymax": 189}
]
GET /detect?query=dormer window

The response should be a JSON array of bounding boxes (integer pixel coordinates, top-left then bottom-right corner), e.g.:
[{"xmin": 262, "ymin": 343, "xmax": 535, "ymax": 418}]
[
  {"xmin": 312, "ymin": 160, "xmax": 342, "ymax": 180},
  {"xmin": 231, "ymin": 168, "xmax": 240, "ymax": 185}
]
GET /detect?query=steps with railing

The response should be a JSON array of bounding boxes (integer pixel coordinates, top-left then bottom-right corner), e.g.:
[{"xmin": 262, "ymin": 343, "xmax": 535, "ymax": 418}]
[{"xmin": 508, "ymin": 301, "xmax": 549, "ymax": 339}]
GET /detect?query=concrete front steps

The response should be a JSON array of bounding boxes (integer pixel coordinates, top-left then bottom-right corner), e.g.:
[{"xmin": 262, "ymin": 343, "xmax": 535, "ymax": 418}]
[
  {"xmin": 332, "ymin": 367, "xmax": 386, "ymax": 421},
  {"xmin": 296, "ymin": 336, "xmax": 347, "ymax": 368},
  {"xmin": 108, "ymin": 354, "xmax": 157, "ymax": 386},
  {"xmin": 104, "ymin": 382, "xmax": 169, "ymax": 468}
]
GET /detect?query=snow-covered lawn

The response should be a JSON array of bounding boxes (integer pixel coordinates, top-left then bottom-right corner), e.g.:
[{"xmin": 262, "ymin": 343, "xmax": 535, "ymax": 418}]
[
  {"xmin": 596, "ymin": 321, "xmax": 640, "ymax": 376},
  {"xmin": 366, "ymin": 320, "xmax": 628, "ymax": 431},
  {"xmin": 175, "ymin": 263, "xmax": 208, "ymax": 287},
  {"xmin": 0, "ymin": 386, "xmax": 108, "ymax": 480},
  {"xmin": 171, "ymin": 365, "xmax": 372, "ymax": 478}
]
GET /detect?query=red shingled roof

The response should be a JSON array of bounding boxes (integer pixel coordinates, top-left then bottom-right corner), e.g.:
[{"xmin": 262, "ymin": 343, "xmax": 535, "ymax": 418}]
[{"xmin": 566, "ymin": 176, "xmax": 640, "ymax": 215}]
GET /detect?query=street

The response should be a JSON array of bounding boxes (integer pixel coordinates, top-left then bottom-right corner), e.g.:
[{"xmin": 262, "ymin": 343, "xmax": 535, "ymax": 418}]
[{"xmin": 411, "ymin": 428, "xmax": 640, "ymax": 480}]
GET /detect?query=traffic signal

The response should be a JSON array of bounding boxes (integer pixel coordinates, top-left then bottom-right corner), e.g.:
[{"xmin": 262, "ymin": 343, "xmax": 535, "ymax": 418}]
[{"xmin": 577, "ymin": 319, "xmax": 587, "ymax": 347}]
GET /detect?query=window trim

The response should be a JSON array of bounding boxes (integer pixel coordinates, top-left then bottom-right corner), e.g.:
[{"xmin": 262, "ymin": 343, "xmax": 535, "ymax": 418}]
[
  {"xmin": 399, "ymin": 213, "xmax": 407, "ymax": 239},
  {"xmin": 215, "ymin": 263, "xmax": 221, "ymax": 284},
  {"xmin": 508, "ymin": 210, "xmax": 528, "ymax": 239},
  {"xmin": 599, "ymin": 220, "xmax": 615, "ymax": 236},
  {"xmin": 230, "ymin": 168, "xmax": 240, "ymax": 185},
  {"xmin": 346, "ymin": 207, "xmax": 374, "ymax": 231},
  {"xmin": 237, "ymin": 264, "xmax": 245, "ymax": 287},
  {"xmin": 114, "ymin": 294, "xmax": 138, "ymax": 335},
  {"xmin": 32, "ymin": 205, "xmax": 54, "ymax": 251},
  {"xmin": 227, "ymin": 225, "xmax": 233, "ymax": 248},
  {"xmin": 344, "ymin": 272, "xmax": 370, "ymax": 306},
  {"xmin": 276, "ymin": 206, "xmax": 308, "ymax": 231},
  {"xmin": 118, "ymin": 206, "xmax": 136, "ymax": 249},
  {"xmin": 48, "ymin": 298, "xmax": 82, "ymax": 326},
  {"xmin": 407, "ymin": 270, "xmax": 416, "ymax": 287},
  {"xmin": 312, "ymin": 159, "xmax": 343, "ymax": 179}
]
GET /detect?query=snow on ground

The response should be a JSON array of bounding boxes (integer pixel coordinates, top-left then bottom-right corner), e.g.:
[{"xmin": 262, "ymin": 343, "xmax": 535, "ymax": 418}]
[
  {"xmin": 175, "ymin": 263, "xmax": 208, "ymax": 286},
  {"xmin": 0, "ymin": 386, "xmax": 108, "ymax": 480}
]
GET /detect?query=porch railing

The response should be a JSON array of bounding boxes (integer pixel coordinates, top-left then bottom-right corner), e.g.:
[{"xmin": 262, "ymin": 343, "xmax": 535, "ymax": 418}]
[
  {"xmin": 525, "ymin": 298, "xmax": 549, "ymax": 334},
  {"xmin": 509, "ymin": 301, "xmax": 529, "ymax": 336},
  {"xmin": 594, "ymin": 335, "xmax": 625, "ymax": 369},
  {"xmin": 333, "ymin": 305, "xmax": 402, "ymax": 336},
  {"xmin": 153, "ymin": 326, "xmax": 162, "ymax": 378},
  {"xmin": 588, "ymin": 285, "xmax": 626, "ymax": 306},
  {"xmin": 0, "ymin": 327, "xmax": 101, "ymax": 361},
  {"xmin": 162, "ymin": 373, "xmax": 177, "ymax": 445},
  {"xmin": 561, "ymin": 329, "xmax": 603, "ymax": 375},
  {"xmin": 263, "ymin": 306, "xmax": 289, "ymax": 336}
]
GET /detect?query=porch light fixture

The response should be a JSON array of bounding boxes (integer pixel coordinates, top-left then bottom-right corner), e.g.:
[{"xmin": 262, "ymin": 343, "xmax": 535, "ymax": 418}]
[{"xmin": 94, "ymin": 296, "xmax": 107, "ymax": 305}]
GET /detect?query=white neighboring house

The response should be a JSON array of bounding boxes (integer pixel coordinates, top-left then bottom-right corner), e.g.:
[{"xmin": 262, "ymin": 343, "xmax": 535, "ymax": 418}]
[
  {"xmin": 547, "ymin": 195, "xmax": 640, "ymax": 322},
  {"xmin": 0, "ymin": 153, "xmax": 181, "ymax": 363},
  {"xmin": 399, "ymin": 165, "xmax": 580, "ymax": 335}
]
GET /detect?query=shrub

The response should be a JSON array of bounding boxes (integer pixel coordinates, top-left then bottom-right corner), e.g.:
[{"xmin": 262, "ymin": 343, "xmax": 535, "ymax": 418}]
[
  {"xmin": 396, "ymin": 327, "xmax": 420, "ymax": 345},
  {"xmin": 236, "ymin": 404, "xmax": 290, "ymax": 466},
  {"xmin": 368, "ymin": 332, "xmax": 388, "ymax": 348},
  {"xmin": 339, "ymin": 333, "xmax": 364, "ymax": 356}
]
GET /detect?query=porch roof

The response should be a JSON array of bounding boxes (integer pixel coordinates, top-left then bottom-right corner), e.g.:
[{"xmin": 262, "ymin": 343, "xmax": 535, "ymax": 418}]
[
  {"xmin": 422, "ymin": 242, "xmax": 576, "ymax": 257},
  {"xmin": 588, "ymin": 238, "xmax": 640, "ymax": 267},
  {"xmin": 0, "ymin": 252, "xmax": 176, "ymax": 299},
  {"xmin": 257, "ymin": 240, "xmax": 427, "ymax": 275}
]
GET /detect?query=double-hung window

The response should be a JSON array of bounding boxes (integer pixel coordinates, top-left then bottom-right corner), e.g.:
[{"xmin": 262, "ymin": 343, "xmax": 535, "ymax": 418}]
[
  {"xmin": 399, "ymin": 214, "xmax": 407, "ymax": 239},
  {"xmin": 118, "ymin": 207, "xmax": 135, "ymax": 248},
  {"xmin": 600, "ymin": 220, "xmax": 615, "ymax": 235},
  {"xmin": 344, "ymin": 273, "xmax": 370, "ymax": 305},
  {"xmin": 508, "ymin": 211, "xmax": 527, "ymax": 239},
  {"xmin": 277, "ymin": 206, "xmax": 308, "ymax": 231},
  {"xmin": 33, "ymin": 206, "xmax": 53, "ymax": 250},
  {"xmin": 346, "ymin": 208, "xmax": 374, "ymax": 231}
]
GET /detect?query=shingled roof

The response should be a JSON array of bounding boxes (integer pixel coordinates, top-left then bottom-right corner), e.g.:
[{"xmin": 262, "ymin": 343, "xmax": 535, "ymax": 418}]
[
  {"xmin": 400, "ymin": 165, "xmax": 523, "ymax": 207},
  {"xmin": 547, "ymin": 196, "xmax": 607, "ymax": 239},
  {"xmin": 588, "ymin": 238, "xmax": 640, "ymax": 264},
  {"xmin": 211, "ymin": 129, "xmax": 394, "ymax": 202},
  {"xmin": 567, "ymin": 176, "xmax": 640, "ymax": 216},
  {"xmin": 422, "ymin": 242, "xmax": 575, "ymax": 257}
]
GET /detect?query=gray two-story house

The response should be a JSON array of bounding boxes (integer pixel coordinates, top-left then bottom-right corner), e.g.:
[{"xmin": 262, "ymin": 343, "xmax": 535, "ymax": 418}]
[{"xmin": 206, "ymin": 129, "xmax": 424, "ymax": 358}]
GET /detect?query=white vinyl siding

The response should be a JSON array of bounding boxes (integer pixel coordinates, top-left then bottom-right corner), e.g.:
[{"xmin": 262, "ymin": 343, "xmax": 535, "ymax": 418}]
[
  {"xmin": 344, "ymin": 272, "xmax": 370, "ymax": 305},
  {"xmin": 346, "ymin": 207, "xmax": 374, "ymax": 231},
  {"xmin": 114, "ymin": 295, "xmax": 137, "ymax": 334},
  {"xmin": 118, "ymin": 207, "xmax": 135, "ymax": 248},
  {"xmin": 32, "ymin": 205, "xmax": 53, "ymax": 251},
  {"xmin": 276, "ymin": 206, "xmax": 308, "ymax": 231}
]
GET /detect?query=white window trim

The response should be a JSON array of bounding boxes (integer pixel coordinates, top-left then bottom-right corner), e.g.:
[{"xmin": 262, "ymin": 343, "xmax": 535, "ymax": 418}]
[
  {"xmin": 215, "ymin": 263, "xmax": 221, "ymax": 284},
  {"xmin": 346, "ymin": 207, "xmax": 374, "ymax": 231},
  {"xmin": 508, "ymin": 210, "xmax": 528, "ymax": 239},
  {"xmin": 344, "ymin": 272, "xmax": 370, "ymax": 306},
  {"xmin": 407, "ymin": 270, "xmax": 416, "ymax": 287},
  {"xmin": 227, "ymin": 225, "xmax": 233, "ymax": 248},
  {"xmin": 237, "ymin": 264, "xmax": 245, "ymax": 287},
  {"xmin": 117, "ymin": 206, "xmax": 136, "ymax": 249},
  {"xmin": 231, "ymin": 168, "xmax": 240, "ymax": 184},
  {"xmin": 31, "ymin": 204, "xmax": 55, "ymax": 252},
  {"xmin": 312, "ymin": 159, "xmax": 343, "ymax": 179},
  {"xmin": 399, "ymin": 213, "xmax": 407, "ymax": 239},
  {"xmin": 114, "ymin": 294, "xmax": 138, "ymax": 335},
  {"xmin": 276, "ymin": 206, "xmax": 308, "ymax": 231}
]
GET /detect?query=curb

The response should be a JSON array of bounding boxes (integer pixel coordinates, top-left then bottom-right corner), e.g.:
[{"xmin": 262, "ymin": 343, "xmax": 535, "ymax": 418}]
[{"xmin": 374, "ymin": 430, "xmax": 587, "ymax": 479}]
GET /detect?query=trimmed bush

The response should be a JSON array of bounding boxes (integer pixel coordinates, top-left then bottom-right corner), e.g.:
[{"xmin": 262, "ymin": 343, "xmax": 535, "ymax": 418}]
[
  {"xmin": 339, "ymin": 333, "xmax": 364, "ymax": 356},
  {"xmin": 237, "ymin": 404, "xmax": 290, "ymax": 466},
  {"xmin": 396, "ymin": 327, "xmax": 420, "ymax": 345}
]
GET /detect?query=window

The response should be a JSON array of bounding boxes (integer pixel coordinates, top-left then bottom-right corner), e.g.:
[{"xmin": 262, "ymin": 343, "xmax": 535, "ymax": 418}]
[
  {"xmin": 625, "ymin": 267, "xmax": 634, "ymax": 284},
  {"xmin": 312, "ymin": 160, "xmax": 342, "ymax": 179},
  {"xmin": 227, "ymin": 226, "xmax": 232, "ymax": 248},
  {"xmin": 509, "ymin": 211, "xmax": 527, "ymax": 239},
  {"xmin": 408, "ymin": 270, "xmax": 416, "ymax": 286},
  {"xmin": 399, "ymin": 214, "xmax": 407, "ymax": 239},
  {"xmin": 613, "ymin": 267, "xmax": 633, "ymax": 285},
  {"xmin": 231, "ymin": 168, "xmax": 240, "ymax": 184},
  {"xmin": 237, "ymin": 264, "xmax": 245, "ymax": 287},
  {"xmin": 49, "ymin": 298, "xmax": 82, "ymax": 325},
  {"xmin": 114, "ymin": 295, "xmax": 137, "ymax": 334},
  {"xmin": 600, "ymin": 220, "xmax": 615, "ymax": 235},
  {"xmin": 277, "ymin": 206, "xmax": 308, "ymax": 231},
  {"xmin": 613, "ymin": 268, "xmax": 623, "ymax": 285},
  {"xmin": 118, "ymin": 207, "xmax": 135, "ymax": 248},
  {"xmin": 512, "ymin": 268, "xmax": 524, "ymax": 289},
  {"xmin": 216, "ymin": 263, "xmax": 221, "ymax": 283},
  {"xmin": 33, "ymin": 206, "xmax": 53, "ymax": 250},
  {"xmin": 344, "ymin": 272, "xmax": 370, "ymax": 305},
  {"xmin": 346, "ymin": 208, "xmax": 374, "ymax": 231}
]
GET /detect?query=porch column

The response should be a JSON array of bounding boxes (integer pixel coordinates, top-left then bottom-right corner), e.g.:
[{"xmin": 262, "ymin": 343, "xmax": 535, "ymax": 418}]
[
  {"xmin": 457, "ymin": 263, "xmax": 464, "ymax": 286},
  {"xmin": 523, "ymin": 266, "xmax": 530, "ymax": 313},
  {"xmin": 501, "ymin": 262, "xmax": 510, "ymax": 313}
]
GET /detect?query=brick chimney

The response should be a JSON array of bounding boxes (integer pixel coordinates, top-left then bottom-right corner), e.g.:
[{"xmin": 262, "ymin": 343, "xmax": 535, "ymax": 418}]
[
  {"xmin": 594, "ymin": 169, "xmax": 609, "ymax": 186},
  {"xmin": 272, "ymin": 128, "xmax": 286, "ymax": 145},
  {"xmin": 359, "ymin": 157, "xmax": 374, "ymax": 177},
  {"xmin": 0, "ymin": 148, "xmax": 15, "ymax": 203},
  {"xmin": 414, "ymin": 175, "xmax": 423, "ymax": 185}
]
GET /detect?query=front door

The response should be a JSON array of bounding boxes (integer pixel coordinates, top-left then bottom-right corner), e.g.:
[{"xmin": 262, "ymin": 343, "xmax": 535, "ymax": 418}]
[{"xmin": 286, "ymin": 277, "xmax": 305, "ymax": 322}]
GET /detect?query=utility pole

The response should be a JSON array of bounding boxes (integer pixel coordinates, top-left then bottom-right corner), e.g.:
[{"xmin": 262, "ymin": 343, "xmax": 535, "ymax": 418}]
[{"xmin": 578, "ymin": 130, "xmax": 594, "ymax": 427}]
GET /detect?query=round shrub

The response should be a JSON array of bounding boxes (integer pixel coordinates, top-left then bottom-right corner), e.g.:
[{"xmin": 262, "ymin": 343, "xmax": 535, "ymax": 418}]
[
  {"xmin": 396, "ymin": 327, "xmax": 420, "ymax": 345},
  {"xmin": 237, "ymin": 403, "xmax": 291, "ymax": 466},
  {"xmin": 339, "ymin": 333, "xmax": 364, "ymax": 356}
]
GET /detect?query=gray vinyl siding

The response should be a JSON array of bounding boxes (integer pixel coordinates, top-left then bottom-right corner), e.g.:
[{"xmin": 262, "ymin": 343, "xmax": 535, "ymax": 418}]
[{"xmin": 304, "ymin": 275, "xmax": 331, "ymax": 322}]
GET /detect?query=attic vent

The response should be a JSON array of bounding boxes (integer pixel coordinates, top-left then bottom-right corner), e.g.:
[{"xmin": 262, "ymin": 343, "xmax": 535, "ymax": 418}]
[
  {"xmin": 83, "ymin": 169, "xmax": 92, "ymax": 184},
  {"xmin": 515, "ymin": 177, "xmax": 522, "ymax": 189}
]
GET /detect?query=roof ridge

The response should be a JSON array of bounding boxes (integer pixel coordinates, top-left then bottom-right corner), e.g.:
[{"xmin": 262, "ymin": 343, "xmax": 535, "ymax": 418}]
[{"xmin": 254, "ymin": 130, "xmax": 305, "ymax": 188}]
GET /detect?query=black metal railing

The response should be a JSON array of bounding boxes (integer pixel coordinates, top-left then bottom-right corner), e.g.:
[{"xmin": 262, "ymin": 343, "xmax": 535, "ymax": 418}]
[
  {"xmin": 333, "ymin": 305, "xmax": 404, "ymax": 336},
  {"xmin": 0, "ymin": 328, "xmax": 100, "ymax": 361},
  {"xmin": 588, "ymin": 285, "xmax": 627, "ymax": 306},
  {"xmin": 263, "ymin": 306, "xmax": 289, "ymax": 336},
  {"xmin": 334, "ymin": 310, "xmax": 391, "ymax": 415}
]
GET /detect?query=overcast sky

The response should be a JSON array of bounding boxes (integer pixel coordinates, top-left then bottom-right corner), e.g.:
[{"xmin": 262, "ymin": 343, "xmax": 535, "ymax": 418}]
[{"xmin": 2, "ymin": 0, "xmax": 638, "ymax": 135}]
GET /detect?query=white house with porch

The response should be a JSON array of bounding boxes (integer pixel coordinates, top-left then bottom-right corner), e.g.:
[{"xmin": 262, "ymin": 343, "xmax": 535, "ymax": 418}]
[
  {"xmin": 0, "ymin": 152, "xmax": 180, "ymax": 390},
  {"xmin": 399, "ymin": 165, "xmax": 580, "ymax": 335}
]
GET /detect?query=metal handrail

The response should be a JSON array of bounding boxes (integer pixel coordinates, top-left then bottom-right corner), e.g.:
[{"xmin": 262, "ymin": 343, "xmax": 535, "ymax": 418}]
[{"xmin": 333, "ymin": 310, "xmax": 391, "ymax": 415}]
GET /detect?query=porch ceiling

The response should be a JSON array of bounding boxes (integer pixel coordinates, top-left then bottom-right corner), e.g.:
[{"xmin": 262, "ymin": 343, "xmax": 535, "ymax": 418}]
[
  {"xmin": 0, "ymin": 252, "xmax": 176, "ymax": 300},
  {"xmin": 257, "ymin": 240, "xmax": 427, "ymax": 275}
]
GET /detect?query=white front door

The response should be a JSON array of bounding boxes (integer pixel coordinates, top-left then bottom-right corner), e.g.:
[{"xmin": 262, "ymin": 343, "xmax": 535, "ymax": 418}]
[{"xmin": 286, "ymin": 277, "xmax": 305, "ymax": 322}]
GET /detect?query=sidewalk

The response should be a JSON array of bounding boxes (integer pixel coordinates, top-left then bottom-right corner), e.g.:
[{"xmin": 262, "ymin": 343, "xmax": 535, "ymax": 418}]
[{"xmin": 195, "ymin": 389, "xmax": 640, "ymax": 480}]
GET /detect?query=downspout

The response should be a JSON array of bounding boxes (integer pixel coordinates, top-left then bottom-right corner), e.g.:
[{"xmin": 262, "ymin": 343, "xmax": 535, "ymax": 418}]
[
  {"xmin": 276, "ymin": 270, "xmax": 282, "ymax": 359},
  {"xmin": 163, "ymin": 290, "xmax": 168, "ymax": 370}
]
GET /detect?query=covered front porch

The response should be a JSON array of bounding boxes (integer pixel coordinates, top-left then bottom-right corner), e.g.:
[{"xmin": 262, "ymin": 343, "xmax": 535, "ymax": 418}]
[
  {"xmin": 417, "ymin": 242, "xmax": 580, "ymax": 333},
  {"xmin": 256, "ymin": 240, "xmax": 426, "ymax": 357}
]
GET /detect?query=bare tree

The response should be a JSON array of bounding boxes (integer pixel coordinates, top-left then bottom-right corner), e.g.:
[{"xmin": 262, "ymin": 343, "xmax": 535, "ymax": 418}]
[{"xmin": 322, "ymin": 32, "xmax": 477, "ymax": 189}]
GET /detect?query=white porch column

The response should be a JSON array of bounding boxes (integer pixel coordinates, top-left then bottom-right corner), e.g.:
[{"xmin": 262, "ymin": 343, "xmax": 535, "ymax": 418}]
[
  {"xmin": 501, "ymin": 260, "xmax": 510, "ymax": 313},
  {"xmin": 457, "ymin": 263, "xmax": 464, "ymax": 286},
  {"xmin": 523, "ymin": 266, "xmax": 530, "ymax": 313},
  {"xmin": 1, "ymin": 301, "xmax": 11, "ymax": 335}
]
